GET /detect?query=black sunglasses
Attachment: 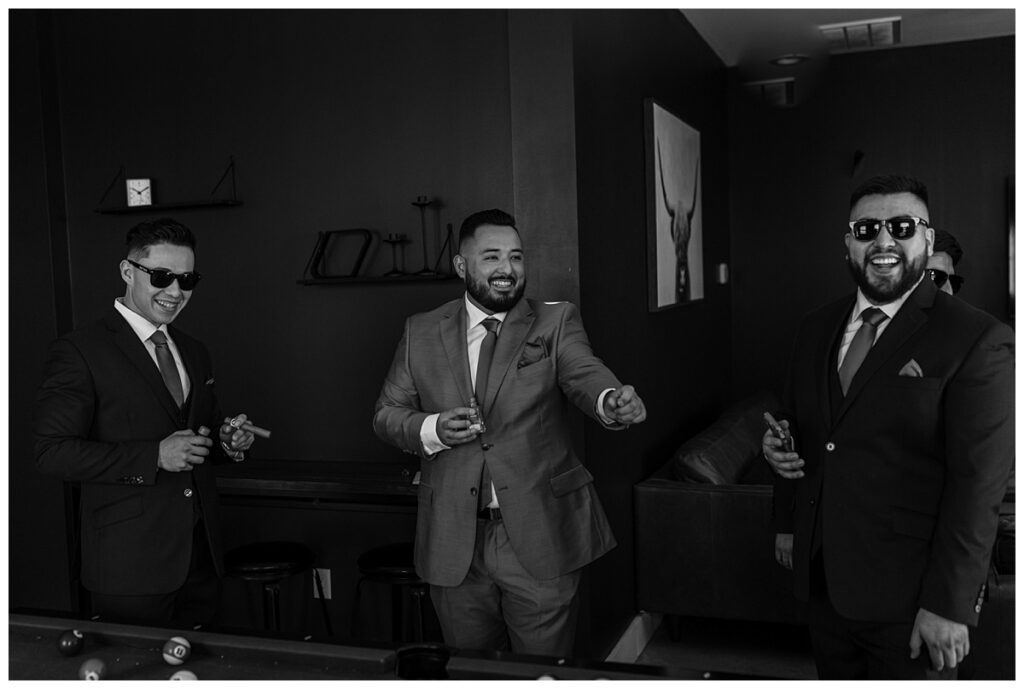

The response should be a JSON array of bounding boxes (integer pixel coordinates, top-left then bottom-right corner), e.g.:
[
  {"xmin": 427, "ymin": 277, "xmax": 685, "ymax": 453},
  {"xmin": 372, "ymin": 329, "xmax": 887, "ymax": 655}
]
[
  {"xmin": 127, "ymin": 259, "xmax": 202, "ymax": 291},
  {"xmin": 848, "ymin": 216, "xmax": 929, "ymax": 242},
  {"xmin": 929, "ymin": 268, "xmax": 964, "ymax": 294}
]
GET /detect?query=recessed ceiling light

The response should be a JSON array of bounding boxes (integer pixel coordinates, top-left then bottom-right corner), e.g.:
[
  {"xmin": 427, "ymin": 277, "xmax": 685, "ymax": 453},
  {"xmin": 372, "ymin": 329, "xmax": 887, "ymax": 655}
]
[
  {"xmin": 770, "ymin": 53, "xmax": 809, "ymax": 66},
  {"xmin": 819, "ymin": 16, "xmax": 902, "ymax": 52}
]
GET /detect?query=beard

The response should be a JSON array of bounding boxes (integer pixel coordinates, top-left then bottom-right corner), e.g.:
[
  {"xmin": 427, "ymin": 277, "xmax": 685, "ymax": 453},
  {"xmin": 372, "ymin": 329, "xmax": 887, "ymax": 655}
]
[
  {"xmin": 465, "ymin": 272, "xmax": 526, "ymax": 313},
  {"xmin": 846, "ymin": 246, "xmax": 928, "ymax": 303}
]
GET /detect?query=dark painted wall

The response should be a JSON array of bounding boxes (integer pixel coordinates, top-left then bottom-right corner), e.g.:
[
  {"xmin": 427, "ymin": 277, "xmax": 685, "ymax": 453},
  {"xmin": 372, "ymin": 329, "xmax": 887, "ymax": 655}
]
[
  {"xmin": 730, "ymin": 37, "xmax": 1015, "ymax": 399},
  {"xmin": 572, "ymin": 10, "xmax": 732, "ymax": 653},
  {"xmin": 10, "ymin": 10, "xmax": 74, "ymax": 613},
  {"xmin": 49, "ymin": 9, "xmax": 512, "ymax": 463}
]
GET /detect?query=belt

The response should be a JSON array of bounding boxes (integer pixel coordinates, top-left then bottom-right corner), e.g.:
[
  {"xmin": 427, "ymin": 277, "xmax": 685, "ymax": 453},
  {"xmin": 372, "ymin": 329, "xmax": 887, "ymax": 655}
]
[{"xmin": 477, "ymin": 507, "xmax": 502, "ymax": 521}]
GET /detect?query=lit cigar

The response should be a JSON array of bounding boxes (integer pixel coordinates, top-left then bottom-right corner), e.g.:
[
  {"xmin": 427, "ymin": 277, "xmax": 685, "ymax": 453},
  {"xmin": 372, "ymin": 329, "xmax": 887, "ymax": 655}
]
[{"xmin": 230, "ymin": 417, "xmax": 272, "ymax": 439}]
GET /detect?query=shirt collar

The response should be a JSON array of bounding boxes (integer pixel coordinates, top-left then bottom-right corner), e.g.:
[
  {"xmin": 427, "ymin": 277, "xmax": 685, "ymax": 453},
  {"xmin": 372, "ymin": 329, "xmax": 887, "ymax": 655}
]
[
  {"xmin": 464, "ymin": 294, "xmax": 507, "ymax": 330},
  {"xmin": 851, "ymin": 273, "xmax": 926, "ymax": 325},
  {"xmin": 114, "ymin": 298, "xmax": 170, "ymax": 344}
]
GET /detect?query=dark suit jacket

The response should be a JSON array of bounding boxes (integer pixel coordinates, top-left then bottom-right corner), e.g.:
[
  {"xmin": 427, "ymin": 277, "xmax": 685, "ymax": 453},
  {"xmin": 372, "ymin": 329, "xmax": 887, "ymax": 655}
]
[
  {"xmin": 34, "ymin": 310, "xmax": 233, "ymax": 596},
  {"xmin": 373, "ymin": 297, "xmax": 621, "ymax": 586},
  {"xmin": 772, "ymin": 278, "xmax": 1014, "ymax": 626}
]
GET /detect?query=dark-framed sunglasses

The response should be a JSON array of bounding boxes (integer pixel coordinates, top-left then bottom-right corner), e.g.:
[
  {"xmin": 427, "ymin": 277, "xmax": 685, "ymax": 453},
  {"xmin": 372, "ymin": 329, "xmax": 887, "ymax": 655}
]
[
  {"xmin": 127, "ymin": 259, "xmax": 202, "ymax": 291},
  {"xmin": 928, "ymin": 268, "xmax": 964, "ymax": 294},
  {"xmin": 848, "ymin": 216, "xmax": 929, "ymax": 242}
]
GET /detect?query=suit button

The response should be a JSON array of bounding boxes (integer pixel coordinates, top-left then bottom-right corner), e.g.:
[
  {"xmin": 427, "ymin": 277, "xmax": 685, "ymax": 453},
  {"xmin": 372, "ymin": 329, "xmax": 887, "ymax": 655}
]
[
  {"xmin": 183, "ymin": 488, "xmax": 193, "ymax": 498},
  {"xmin": 975, "ymin": 604, "xmax": 982, "ymax": 613},
  {"xmin": 470, "ymin": 487, "xmax": 478, "ymax": 496},
  {"xmin": 825, "ymin": 442, "xmax": 836, "ymax": 452},
  {"xmin": 809, "ymin": 498, "xmax": 816, "ymax": 506}
]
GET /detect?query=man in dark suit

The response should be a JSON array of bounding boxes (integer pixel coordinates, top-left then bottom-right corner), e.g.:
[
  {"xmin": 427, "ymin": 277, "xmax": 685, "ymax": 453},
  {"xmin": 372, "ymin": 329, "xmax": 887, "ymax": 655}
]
[
  {"xmin": 763, "ymin": 175, "xmax": 1014, "ymax": 679},
  {"xmin": 34, "ymin": 218, "xmax": 257, "ymax": 626},
  {"xmin": 373, "ymin": 209, "xmax": 646, "ymax": 656}
]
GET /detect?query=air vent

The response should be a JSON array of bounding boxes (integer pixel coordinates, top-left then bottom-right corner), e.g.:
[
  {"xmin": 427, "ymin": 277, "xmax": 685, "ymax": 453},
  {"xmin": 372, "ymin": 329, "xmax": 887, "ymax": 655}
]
[
  {"xmin": 819, "ymin": 17, "xmax": 901, "ymax": 52},
  {"xmin": 744, "ymin": 78, "xmax": 796, "ymax": 107}
]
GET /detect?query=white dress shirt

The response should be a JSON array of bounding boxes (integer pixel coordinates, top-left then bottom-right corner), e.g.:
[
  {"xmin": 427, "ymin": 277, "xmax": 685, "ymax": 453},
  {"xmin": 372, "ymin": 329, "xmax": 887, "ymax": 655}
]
[
  {"xmin": 114, "ymin": 298, "xmax": 190, "ymax": 400},
  {"xmin": 837, "ymin": 274, "xmax": 924, "ymax": 370}
]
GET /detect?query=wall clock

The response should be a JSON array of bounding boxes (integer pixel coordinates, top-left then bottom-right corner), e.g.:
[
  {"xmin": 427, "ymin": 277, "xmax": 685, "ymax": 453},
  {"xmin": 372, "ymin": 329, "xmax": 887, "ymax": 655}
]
[{"xmin": 126, "ymin": 178, "xmax": 152, "ymax": 207}]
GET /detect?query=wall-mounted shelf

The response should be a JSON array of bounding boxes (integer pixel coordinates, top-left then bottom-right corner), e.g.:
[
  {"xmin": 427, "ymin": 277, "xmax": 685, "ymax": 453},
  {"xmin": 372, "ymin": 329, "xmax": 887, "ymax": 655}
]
[
  {"xmin": 95, "ymin": 199, "xmax": 243, "ymax": 214},
  {"xmin": 298, "ymin": 274, "xmax": 459, "ymax": 286},
  {"xmin": 94, "ymin": 156, "xmax": 241, "ymax": 215},
  {"xmin": 96, "ymin": 199, "xmax": 243, "ymax": 214}
]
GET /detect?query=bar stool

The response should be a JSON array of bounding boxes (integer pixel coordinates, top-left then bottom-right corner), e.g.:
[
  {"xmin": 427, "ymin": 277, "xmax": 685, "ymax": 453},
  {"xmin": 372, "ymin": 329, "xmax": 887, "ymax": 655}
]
[
  {"xmin": 351, "ymin": 542, "xmax": 428, "ymax": 642},
  {"xmin": 224, "ymin": 541, "xmax": 333, "ymax": 635}
]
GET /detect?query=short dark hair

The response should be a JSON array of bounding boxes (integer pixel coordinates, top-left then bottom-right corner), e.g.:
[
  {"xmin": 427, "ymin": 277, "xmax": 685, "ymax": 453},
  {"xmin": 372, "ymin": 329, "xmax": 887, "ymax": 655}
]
[
  {"xmin": 932, "ymin": 228, "xmax": 963, "ymax": 266},
  {"xmin": 850, "ymin": 174, "xmax": 930, "ymax": 210},
  {"xmin": 125, "ymin": 218, "xmax": 196, "ymax": 259},
  {"xmin": 459, "ymin": 209, "xmax": 517, "ymax": 250}
]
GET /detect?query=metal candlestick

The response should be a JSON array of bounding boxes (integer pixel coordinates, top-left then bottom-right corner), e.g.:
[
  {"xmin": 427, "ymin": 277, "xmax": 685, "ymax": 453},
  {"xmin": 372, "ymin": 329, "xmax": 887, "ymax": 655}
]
[
  {"xmin": 412, "ymin": 196, "xmax": 436, "ymax": 276},
  {"xmin": 383, "ymin": 233, "xmax": 409, "ymax": 277}
]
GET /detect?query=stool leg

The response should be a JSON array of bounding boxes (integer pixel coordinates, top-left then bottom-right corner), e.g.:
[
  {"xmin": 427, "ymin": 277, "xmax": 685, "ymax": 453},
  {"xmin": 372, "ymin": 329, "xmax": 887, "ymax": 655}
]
[
  {"xmin": 391, "ymin": 584, "xmax": 404, "ymax": 642},
  {"xmin": 312, "ymin": 567, "xmax": 333, "ymax": 637},
  {"xmin": 410, "ymin": 585, "xmax": 426, "ymax": 642},
  {"xmin": 350, "ymin": 578, "xmax": 364, "ymax": 639},
  {"xmin": 263, "ymin": 582, "xmax": 281, "ymax": 632}
]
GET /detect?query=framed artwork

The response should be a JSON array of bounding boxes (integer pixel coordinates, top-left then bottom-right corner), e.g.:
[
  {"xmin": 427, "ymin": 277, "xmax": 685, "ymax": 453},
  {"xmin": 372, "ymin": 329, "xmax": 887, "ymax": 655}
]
[{"xmin": 645, "ymin": 98, "xmax": 704, "ymax": 311}]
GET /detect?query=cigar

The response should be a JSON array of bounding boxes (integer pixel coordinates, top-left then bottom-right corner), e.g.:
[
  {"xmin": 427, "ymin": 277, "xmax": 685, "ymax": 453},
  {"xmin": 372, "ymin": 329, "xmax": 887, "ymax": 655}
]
[{"xmin": 230, "ymin": 417, "xmax": 272, "ymax": 439}]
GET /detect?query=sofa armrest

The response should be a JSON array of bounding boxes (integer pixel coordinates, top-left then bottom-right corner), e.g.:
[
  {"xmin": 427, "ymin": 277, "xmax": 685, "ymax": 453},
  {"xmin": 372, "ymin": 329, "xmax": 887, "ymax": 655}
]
[{"xmin": 634, "ymin": 478, "xmax": 806, "ymax": 624}]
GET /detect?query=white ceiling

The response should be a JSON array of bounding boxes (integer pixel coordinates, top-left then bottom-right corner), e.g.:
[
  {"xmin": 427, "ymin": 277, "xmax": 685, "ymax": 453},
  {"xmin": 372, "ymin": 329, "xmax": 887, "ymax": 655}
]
[{"xmin": 682, "ymin": 8, "xmax": 1015, "ymax": 69}]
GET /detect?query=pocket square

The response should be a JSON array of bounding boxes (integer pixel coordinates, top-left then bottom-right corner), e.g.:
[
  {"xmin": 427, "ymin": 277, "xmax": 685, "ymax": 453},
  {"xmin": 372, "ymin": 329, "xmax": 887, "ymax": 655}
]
[
  {"xmin": 898, "ymin": 359, "xmax": 923, "ymax": 377},
  {"xmin": 205, "ymin": 378, "xmax": 215, "ymax": 385},
  {"xmin": 517, "ymin": 339, "xmax": 548, "ymax": 369}
]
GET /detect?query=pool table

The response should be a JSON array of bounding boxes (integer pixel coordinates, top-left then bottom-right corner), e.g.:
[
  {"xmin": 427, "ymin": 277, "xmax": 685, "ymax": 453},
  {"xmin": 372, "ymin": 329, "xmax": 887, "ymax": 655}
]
[{"xmin": 10, "ymin": 611, "xmax": 687, "ymax": 680}]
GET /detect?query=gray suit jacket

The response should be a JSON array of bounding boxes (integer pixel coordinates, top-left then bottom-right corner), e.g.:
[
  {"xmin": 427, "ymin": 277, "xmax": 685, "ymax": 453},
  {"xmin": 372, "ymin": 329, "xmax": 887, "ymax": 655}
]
[{"xmin": 374, "ymin": 297, "xmax": 621, "ymax": 585}]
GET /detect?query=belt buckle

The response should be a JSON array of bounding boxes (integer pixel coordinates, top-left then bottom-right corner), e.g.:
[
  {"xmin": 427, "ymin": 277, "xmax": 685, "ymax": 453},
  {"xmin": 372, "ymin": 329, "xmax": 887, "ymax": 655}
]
[{"xmin": 478, "ymin": 507, "xmax": 502, "ymax": 521}]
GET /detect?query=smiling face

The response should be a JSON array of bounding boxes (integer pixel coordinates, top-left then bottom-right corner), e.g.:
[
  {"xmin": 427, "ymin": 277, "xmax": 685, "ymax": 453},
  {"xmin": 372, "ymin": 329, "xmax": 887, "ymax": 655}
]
[
  {"xmin": 120, "ymin": 242, "xmax": 195, "ymax": 326},
  {"xmin": 845, "ymin": 192, "xmax": 934, "ymax": 305},
  {"xmin": 454, "ymin": 224, "xmax": 526, "ymax": 314}
]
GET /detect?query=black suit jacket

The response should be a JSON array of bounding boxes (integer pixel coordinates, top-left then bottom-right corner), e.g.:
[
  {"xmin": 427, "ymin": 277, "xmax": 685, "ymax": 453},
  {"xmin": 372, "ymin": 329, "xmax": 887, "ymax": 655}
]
[
  {"xmin": 34, "ymin": 310, "xmax": 233, "ymax": 596},
  {"xmin": 773, "ymin": 278, "xmax": 1014, "ymax": 626}
]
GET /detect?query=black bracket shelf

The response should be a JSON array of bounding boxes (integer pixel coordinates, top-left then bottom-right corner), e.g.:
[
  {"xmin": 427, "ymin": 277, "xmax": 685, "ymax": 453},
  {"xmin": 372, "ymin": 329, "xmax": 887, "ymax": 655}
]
[
  {"xmin": 95, "ymin": 199, "xmax": 243, "ymax": 214},
  {"xmin": 94, "ymin": 156, "xmax": 241, "ymax": 215}
]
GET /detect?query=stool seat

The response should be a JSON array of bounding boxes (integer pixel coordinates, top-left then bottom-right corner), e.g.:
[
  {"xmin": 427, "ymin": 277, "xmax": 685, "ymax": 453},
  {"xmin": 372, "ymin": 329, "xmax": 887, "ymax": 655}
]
[
  {"xmin": 226, "ymin": 541, "xmax": 316, "ymax": 583},
  {"xmin": 357, "ymin": 542, "xmax": 422, "ymax": 583}
]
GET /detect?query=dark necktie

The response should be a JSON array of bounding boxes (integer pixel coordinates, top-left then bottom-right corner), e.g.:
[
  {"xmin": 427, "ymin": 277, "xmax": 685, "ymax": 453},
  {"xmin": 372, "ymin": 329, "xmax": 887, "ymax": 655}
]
[
  {"xmin": 474, "ymin": 317, "xmax": 501, "ymax": 410},
  {"xmin": 838, "ymin": 307, "xmax": 888, "ymax": 395},
  {"xmin": 475, "ymin": 317, "xmax": 500, "ymax": 509},
  {"xmin": 150, "ymin": 330, "xmax": 184, "ymax": 408}
]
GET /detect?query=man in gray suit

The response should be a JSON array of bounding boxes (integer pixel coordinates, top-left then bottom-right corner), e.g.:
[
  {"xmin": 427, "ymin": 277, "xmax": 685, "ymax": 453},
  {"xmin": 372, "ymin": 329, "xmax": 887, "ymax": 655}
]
[{"xmin": 374, "ymin": 208, "xmax": 646, "ymax": 656}]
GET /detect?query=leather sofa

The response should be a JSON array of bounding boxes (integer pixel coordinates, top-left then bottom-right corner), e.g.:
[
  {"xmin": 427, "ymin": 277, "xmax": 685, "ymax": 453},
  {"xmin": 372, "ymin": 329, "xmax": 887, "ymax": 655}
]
[{"xmin": 633, "ymin": 391, "xmax": 806, "ymax": 625}]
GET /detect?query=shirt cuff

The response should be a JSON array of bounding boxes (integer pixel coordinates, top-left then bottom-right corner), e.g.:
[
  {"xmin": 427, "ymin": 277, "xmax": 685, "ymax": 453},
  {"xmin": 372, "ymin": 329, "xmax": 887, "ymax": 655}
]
[
  {"xmin": 595, "ymin": 388, "xmax": 619, "ymax": 427},
  {"xmin": 420, "ymin": 413, "xmax": 451, "ymax": 456}
]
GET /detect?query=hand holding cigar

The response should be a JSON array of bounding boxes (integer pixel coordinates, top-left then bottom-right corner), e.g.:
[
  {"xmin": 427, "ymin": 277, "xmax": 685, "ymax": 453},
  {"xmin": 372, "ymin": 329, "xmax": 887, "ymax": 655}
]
[{"xmin": 230, "ymin": 415, "xmax": 272, "ymax": 439}]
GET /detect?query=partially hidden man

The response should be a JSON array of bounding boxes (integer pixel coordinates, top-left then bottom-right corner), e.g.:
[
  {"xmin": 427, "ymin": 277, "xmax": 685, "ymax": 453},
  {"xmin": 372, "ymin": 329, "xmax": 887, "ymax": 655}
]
[
  {"xmin": 763, "ymin": 175, "xmax": 1014, "ymax": 680},
  {"xmin": 34, "ymin": 218, "xmax": 258, "ymax": 626},
  {"xmin": 373, "ymin": 209, "xmax": 647, "ymax": 656}
]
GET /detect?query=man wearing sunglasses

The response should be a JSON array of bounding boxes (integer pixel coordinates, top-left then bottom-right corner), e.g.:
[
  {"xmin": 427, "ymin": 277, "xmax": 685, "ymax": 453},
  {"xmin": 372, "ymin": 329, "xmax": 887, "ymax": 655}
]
[
  {"xmin": 762, "ymin": 175, "xmax": 1013, "ymax": 679},
  {"xmin": 928, "ymin": 229, "xmax": 965, "ymax": 296},
  {"xmin": 34, "ymin": 217, "xmax": 258, "ymax": 626}
]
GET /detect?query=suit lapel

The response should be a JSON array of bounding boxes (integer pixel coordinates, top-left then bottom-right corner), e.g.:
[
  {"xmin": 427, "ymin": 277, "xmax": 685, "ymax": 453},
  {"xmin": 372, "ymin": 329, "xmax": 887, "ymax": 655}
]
[
  {"xmin": 484, "ymin": 299, "xmax": 535, "ymax": 413},
  {"xmin": 170, "ymin": 326, "xmax": 199, "ymax": 426},
  {"xmin": 834, "ymin": 279, "xmax": 935, "ymax": 424},
  {"xmin": 816, "ymin": 298, "xmax": 853, "ymax": 432},
  {"xmin": 440, "ymin": 302, "xmax": 474, "ymax": 405},
  {"xmin": 105, "ymin": 311, "xmax": 182, "ymax": 423}
]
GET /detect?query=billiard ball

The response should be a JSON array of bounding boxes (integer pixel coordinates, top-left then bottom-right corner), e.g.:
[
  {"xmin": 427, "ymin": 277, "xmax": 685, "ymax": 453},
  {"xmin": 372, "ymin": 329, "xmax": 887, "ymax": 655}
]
[
  {"xmin": 169, "ymin": 670, "xmax": 198, "ymax": 680},
  {"xmin": 57, "ymin": 629, "xmax": 84, "ymax": 657},
  {"xmin": 78, "ymin": 658, "xmax": 106, "ymax": 680},
  {"xmin": 161, "ymin": 636, "xmax": 191, "ymax": 665}
]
